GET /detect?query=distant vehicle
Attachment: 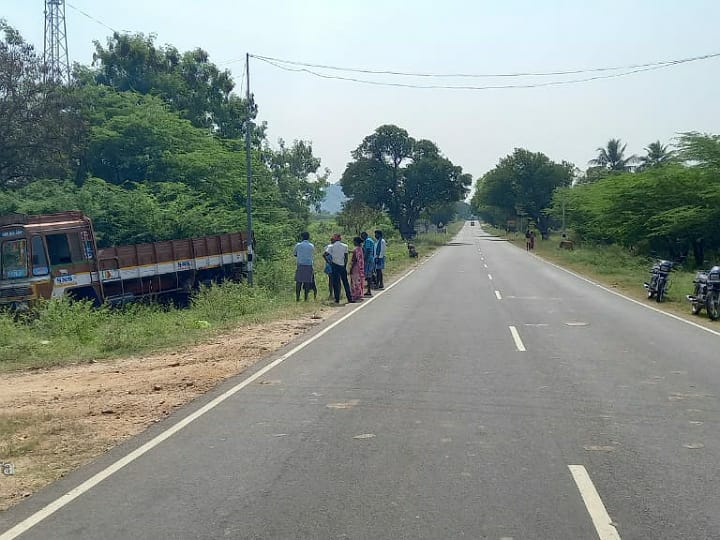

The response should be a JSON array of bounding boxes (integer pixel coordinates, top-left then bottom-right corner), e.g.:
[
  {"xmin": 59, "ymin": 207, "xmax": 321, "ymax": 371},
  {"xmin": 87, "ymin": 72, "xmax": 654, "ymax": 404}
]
[
  {"xmin": 0, "ymin": 211, "xmax": 253, "ymax": 309},
  {"xmin": 470, "ymin": 221, "xmax": 475, "ymax": 226}
]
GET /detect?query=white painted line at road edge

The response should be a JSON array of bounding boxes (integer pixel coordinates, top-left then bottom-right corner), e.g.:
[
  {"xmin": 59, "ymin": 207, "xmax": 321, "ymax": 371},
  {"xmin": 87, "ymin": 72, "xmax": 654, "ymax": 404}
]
[
  {"xmin": 568, "ymin": 465, "xmax": 621, "ymax": 540},
  {"xmin": 509, "ymin": 326, "xmax": 526, "ymax": 351},
  {"xmin": 495, "ymin": 290, "xmax": 502, "ymax": 300},
  {"xmin": 0, "ymin": 267, "xmax": 419, "ymax": 540}
]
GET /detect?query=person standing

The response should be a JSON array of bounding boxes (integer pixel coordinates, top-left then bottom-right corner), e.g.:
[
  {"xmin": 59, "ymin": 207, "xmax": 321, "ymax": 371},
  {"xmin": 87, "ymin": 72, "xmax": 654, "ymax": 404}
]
[
  {"xmin": 293, "ymin": 231, "xmax": 317, "ymax": 301},
  {"xmin": 325, "ymin": 234, "xmax": 354, "ymax": 304},
  {"xmin": 349, "ymin": 236, "xmax": 365, "ymax": 301},
  {"xmin": 374, "ymin": 230, "xmax": 387, "ymax": 289},
  {"xmin": 360, "ymin": 231, "xmax": 375, "ymax": 297}
]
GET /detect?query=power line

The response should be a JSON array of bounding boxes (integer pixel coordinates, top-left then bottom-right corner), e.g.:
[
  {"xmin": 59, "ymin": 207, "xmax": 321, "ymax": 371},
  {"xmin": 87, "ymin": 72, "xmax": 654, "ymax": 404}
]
[
  {"xmin": 245, "ymin": 51, "xmax": 720, "ymax": 79},
  {"xmin": 250, "ymin": 54, "xmax": 709, "ymax": 91},
  {"xmin": 66, "ymin": 2, "xmax": 120, "ymax": 34}
]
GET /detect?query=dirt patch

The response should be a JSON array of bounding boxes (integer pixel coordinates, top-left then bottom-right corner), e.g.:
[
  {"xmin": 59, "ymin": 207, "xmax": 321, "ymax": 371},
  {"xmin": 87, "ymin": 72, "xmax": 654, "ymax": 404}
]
[{"xmin": 0, "ymin": 309, "xmax": 331, "ymax": 511}]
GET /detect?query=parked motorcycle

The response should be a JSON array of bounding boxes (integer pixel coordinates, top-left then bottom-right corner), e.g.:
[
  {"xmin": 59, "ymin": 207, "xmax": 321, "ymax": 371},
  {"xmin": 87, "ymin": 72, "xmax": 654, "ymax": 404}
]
[
  {"xmin": 687, "ymin": 265, "xmax": 720, "ymax": 319},
  {"xmin": 644, "ymin": 259, "xmax": 673, "ymax": 302}
]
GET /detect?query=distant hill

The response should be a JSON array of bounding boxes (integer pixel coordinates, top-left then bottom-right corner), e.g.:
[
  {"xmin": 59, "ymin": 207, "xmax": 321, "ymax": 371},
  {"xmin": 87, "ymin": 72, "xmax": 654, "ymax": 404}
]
[{"xmin": 319, "ymin": 182, "xmax": 347, "ymax": 214}]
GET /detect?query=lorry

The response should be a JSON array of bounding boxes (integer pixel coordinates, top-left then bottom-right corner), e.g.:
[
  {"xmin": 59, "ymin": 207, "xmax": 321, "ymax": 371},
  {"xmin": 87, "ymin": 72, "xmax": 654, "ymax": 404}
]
[{"xmin": 0, "ymin": 211, "xmax": 253, "ymax": 309}]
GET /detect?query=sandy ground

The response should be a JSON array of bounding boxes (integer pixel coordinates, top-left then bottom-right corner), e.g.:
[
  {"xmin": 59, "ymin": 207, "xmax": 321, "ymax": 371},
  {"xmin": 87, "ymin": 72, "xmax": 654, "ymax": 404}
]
[{"xmin": 0, "ymin": 309, "xmax": 332, "ymax": 511}]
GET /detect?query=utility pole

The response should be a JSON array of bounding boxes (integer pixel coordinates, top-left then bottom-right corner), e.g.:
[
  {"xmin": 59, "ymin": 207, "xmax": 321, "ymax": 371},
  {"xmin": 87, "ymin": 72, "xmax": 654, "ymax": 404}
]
[
  {"xmin": 244, "ymin": 53, "xmax": 254, "ymax": 286},
  {"xmin": 43, "ymin": 0, "xmax": 70, "ymax": 84}
]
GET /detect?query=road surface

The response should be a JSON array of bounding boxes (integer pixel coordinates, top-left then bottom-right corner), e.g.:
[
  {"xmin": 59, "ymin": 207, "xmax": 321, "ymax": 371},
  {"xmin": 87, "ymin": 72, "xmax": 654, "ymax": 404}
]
[{"xmin": 2, "ymin": 223, "xmax": 719, "ymax": 539}]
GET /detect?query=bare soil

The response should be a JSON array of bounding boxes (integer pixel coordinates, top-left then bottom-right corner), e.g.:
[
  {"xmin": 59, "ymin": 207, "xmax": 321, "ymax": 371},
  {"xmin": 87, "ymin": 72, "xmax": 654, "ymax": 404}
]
[{"xmin": 0, "ymin": 310, "xmax": 331, "ymax": 511}]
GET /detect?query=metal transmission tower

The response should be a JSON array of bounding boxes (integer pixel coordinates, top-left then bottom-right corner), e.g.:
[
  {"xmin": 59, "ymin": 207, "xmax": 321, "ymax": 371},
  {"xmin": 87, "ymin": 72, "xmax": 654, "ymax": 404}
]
[{"xmin": 43, "ymin": 0, "xmax": 70, "ymax": 83}]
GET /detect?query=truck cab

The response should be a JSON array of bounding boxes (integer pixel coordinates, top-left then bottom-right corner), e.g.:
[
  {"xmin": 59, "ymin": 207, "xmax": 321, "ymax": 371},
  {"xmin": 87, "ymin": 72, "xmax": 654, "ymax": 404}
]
[{"xmin": 0, "ymin": 212, "xmax": 100, "ymax": 308}]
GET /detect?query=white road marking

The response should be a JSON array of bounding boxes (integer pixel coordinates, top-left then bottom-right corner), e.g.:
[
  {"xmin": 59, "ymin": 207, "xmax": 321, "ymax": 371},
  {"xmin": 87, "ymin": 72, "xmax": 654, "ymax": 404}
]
[
  {"xmin": 488, "ymin": 274, "xmax": 493, "ymax": 280},
  {"xmin": 495, "ymin": 290, "xmax": 502, "ymax": 300},
  {"xmin": 509, "ymin": 326, "xmax": 526, "ymax": 351},
  {"xmin": 568, "ymin": 465, "xmax": 621, "ymax": 540},
  {"xmin": 0, "ymin": 267, "xmax": 417, "ymax": 540},
  {"xmin": 484, "ymin": 263, "xmax": 488, "ymax": 268}
]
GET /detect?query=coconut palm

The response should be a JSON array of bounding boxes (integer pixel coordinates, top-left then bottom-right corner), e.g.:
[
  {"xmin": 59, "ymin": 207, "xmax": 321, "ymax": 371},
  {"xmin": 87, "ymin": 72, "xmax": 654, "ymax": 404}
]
[
  {"xmin": 638, "ymin": 140, "xmax": 674, "ymax": 169},
  {"xmin": 589, "ymin": 138, "xmax": 638, "ymax": 172}
]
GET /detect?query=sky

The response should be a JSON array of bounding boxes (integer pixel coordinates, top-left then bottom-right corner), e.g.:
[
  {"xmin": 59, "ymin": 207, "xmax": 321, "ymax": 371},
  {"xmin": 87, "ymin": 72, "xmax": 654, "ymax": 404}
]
[{"xmin": 6, "ymin": 0, "xmax": 720, "ymax": 191}]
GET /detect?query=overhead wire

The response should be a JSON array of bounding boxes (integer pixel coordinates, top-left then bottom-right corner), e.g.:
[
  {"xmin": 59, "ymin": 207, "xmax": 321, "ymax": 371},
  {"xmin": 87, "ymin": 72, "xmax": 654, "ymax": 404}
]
[
  {"xmin": 65, "ymin": 2, "xmax": 121, "ymax": 34},
  {"xmin": 250, "ymin": 51, "xmax": 720, "ymax": 79},
  {"xmin": 250, "ymin": 53, "xmax": 714, "ymax": 91}
]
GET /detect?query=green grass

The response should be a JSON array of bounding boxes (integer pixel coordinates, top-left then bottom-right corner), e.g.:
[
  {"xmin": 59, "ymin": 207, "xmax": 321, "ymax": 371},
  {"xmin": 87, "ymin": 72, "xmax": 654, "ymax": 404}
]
[
  {"xmin": 485, "ymin": 225, "xmax": 707, "ymax": 321},
  {"xmin": 0, "ymin": 222, "xmax": 462, "ymax": 373}
]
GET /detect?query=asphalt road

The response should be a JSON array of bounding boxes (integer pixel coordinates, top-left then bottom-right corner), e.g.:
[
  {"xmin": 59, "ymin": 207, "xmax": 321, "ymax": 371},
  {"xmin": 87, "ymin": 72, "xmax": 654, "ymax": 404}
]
[{"xmin": 2, "ymin": 223, "xmax": 720, "ymax": 539}]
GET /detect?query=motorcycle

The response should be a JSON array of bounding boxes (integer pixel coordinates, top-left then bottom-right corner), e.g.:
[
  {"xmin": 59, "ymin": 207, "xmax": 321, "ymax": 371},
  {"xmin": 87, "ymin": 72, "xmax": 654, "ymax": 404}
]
[
  {"xmin": 643, "ymin": 259, "xmax": 673, "ymax": 302},
  {"xmin": 687, "ymin": 265, "xmax": 720, "ymax": 319}
]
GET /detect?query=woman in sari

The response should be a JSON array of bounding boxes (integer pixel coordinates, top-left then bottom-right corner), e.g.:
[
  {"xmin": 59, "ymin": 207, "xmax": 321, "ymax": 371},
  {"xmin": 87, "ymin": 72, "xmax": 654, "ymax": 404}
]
[{"xmin": 349, "ymin": 236, "xmax": 365, "ymax": 301}]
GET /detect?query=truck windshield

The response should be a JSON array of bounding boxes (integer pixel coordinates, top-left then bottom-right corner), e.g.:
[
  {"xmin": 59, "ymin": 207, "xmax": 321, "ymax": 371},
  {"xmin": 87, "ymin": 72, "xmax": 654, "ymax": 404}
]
[{"xmin": 1, "ymin": 239, "xmax": 29, "ymax": 279}]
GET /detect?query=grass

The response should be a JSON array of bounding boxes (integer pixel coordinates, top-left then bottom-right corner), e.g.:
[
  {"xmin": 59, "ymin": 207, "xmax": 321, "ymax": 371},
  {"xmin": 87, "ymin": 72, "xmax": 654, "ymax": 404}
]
[
  {"xmin": 0, "ymin": 222, "xmax": 462, "ymax": 373},
  {"xmin": 485, "ymin": 225, "xmax": 708, "ymax": 322}
]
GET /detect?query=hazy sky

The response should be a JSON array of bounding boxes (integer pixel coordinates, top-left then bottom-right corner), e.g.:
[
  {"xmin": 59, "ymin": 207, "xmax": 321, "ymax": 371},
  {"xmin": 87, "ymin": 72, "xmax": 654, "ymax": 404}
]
[{"xmin": 6, "ymin": 1, "xmax": 720, "ymax": 188}]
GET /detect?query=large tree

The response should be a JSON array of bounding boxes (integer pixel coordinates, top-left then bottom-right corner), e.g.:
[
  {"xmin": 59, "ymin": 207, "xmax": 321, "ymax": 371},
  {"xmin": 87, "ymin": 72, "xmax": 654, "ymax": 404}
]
[
  {"xmin": 589, "ymin": 138, "xmax": 638, "ymax": 172},
  {"xmin": 340, "ymin": 125, "xmax": 470, "ymax": 237},
  {"xmin": 472, "ymin": 149, "xmax": 574, "ymax": 231},
  {"xmin": 0, "ymin": 21, "xmax": 83, "ymax": 187},
  {"xmin": 89, "ymin": 32, "xmax": 257, "ymax": 139}
]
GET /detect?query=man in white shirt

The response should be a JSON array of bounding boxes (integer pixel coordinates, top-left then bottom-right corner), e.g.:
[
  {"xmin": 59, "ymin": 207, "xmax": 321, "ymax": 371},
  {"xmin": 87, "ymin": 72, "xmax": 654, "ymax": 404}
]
[
  {"xmin": 293, "ymin": 231, "xmax": 316, "ymax": 301},
  {"xmin": 324, "ymin": 233, "xmax": 354, "ymax": 304}
]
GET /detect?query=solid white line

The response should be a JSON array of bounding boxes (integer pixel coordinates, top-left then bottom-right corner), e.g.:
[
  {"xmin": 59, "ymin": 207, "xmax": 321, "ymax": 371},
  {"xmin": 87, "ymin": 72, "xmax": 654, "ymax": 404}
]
[
  {"xmin": 528, "ymin": 252, "xmax": 720, "ymax": 338},
  {"xmin": 0, "ymin": 267, "xmax": 417, "ymax": 540},
  {"xmin": 488, "ymin": 274, "xmax": 493, "ymax": 280},
  {"xmin": 568, "ymin": 465, "xmax": 622, "ymax": 540},
  {"xmin": 509, "ymin": 325, "xmax": 526, "ymax": 351},
  {"xmin": 495, "ymin": 290, "xmax": 502, "ymax": 300}
]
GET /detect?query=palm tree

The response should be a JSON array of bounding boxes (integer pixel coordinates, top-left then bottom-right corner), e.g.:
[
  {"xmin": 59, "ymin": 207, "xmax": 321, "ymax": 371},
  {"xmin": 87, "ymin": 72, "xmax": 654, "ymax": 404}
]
[
  {"xmin": 638, "ymin": 140, "xmax": 673, "ymax": 169},
  {"xmin": 589, "ymin": 138, "xmax": 638, "ymax": 172}
]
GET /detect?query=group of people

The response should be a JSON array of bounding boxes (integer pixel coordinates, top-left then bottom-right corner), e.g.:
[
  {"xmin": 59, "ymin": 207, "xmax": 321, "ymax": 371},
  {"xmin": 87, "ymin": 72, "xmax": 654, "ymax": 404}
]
[{"xmin": 293, "ymin": 230, "xmax": 387, "ymax": 304}]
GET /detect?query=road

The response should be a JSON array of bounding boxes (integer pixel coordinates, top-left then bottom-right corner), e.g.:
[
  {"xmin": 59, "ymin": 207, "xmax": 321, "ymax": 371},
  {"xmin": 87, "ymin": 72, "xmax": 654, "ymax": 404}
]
[{"xmin": 2, "ymin": 223, "xmax": 720, "ymax": 539}]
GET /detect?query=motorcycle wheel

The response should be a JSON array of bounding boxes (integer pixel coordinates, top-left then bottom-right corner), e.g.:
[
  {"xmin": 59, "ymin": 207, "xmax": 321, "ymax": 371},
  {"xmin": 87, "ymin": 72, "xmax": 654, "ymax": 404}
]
[
  {"xmin": 691, "ymin": 286, "xmax": 703, "ymax": 315},
  {"xmin": 647, "ymin": 289, "xmax": 654, "ymax": 299},
  {"xmin": 706, "ymin": 291, "xmax": 720, "ymax": 320},
  {"xmin": 656, "ymin": 281, "xmax": 665, "ymax": 303}
]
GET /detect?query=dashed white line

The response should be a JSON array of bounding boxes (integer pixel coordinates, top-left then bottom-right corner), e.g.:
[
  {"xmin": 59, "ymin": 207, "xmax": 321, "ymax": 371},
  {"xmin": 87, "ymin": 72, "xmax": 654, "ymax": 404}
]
[
  {"xmin": 495, "ymin": 290, "xmax": 502, "ymax": 300},
  {"xmin": 488, "ymin": 274, "xmax": 493, "ymax": 280},
  {"xmin": 483, "ymin": 263, "xmax": 488, "ymax": 268},
  {"xmin": 508, "ymin": 326, "xmax": 526, "ymax": 351},
  {"xmin": 568, "ymin": 465, "xmax": 622, "ymax": 540}
]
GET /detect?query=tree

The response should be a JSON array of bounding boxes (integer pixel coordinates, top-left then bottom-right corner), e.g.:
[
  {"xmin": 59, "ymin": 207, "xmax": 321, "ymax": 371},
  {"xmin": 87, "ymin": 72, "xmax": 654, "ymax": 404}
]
[
  {"xmin": 589, "ymin": 138, "xmax": 638, "ymax": 172},
  {"xmin": 341, "ymin": 125, "xmax": 470, "ymax": 238},
  {"xmin": 265, "ymin": 139, "xmax": 328, "ymax": 224},
  {"xmin": 677, "ymin": 132, "xmax": 720, "ymax": 169},
  {"xmin": 336, "ymin": 200, "xmax": 383, "ymax": 235},
  {"xmin": 471, "ymin": 149, "xmax": 574, "ymax": 231},
  {"xmin": 90, "ymin": 32, "xmax": 257, "ymax": 139},
  {"xmin": 0, "ymin": 21, "xmax": 83, "ymax": 187},
  {"xmin": 638, "ymin": 141, "xmax": 674, "ymax": 170}
]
